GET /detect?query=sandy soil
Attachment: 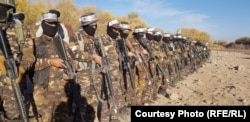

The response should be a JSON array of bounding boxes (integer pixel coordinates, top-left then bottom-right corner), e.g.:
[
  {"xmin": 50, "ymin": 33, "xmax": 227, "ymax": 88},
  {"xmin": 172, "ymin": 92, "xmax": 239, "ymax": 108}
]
[{"xmin": 118, "ymin": 50, "xmax": 250, "ymax": 121}]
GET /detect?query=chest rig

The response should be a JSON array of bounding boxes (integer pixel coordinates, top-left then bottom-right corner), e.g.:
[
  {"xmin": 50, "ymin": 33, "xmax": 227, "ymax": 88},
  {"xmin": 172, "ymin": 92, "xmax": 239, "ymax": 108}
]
[{"xmin": 74, "ymin": 32, "xmax": 93, "ymax": 71}]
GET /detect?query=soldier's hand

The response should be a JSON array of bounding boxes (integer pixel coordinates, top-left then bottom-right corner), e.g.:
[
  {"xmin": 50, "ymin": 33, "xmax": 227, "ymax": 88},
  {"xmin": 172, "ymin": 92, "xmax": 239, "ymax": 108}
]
[
  {"xmin": 141, "ymin": 49, "xmax": 149, "ymax": 56},
  {"xmin": 63, "ymin": 74, "xmax": 69, "ymax": 80},
  {"xmin": 134, "ymin": 61, "xmax": 139, "ymax": 66},
  {"xmin": 92, "ymin": 54, "xmax": 102, "ymax": 66},
  {"xmin": 100, "ymin": 66, "xmax": 110, "ymax": 74},
  {"xmin": 49, "ymin": 58, "xmax": 66, "ymax": 68},
  {"xmin": 128, "ymin": 51, "xmax": 135, "ymax": 57}
]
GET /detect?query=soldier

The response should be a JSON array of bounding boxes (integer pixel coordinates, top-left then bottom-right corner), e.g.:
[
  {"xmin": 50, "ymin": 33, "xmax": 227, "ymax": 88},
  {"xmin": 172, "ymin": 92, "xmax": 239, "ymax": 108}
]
[
  {"xmin": 162, "ymin": 33, "xmax": 179, "ymax": 86},
  {"xmin": 0, "ymin": 0, "xmax": 35, "ymax": 121},
  {"xmin": 13, "ymin": 12, "xmax": 40, "ymax": 120},
  {"xmin": 130, "ymin": 26, "xmax": 155, "ymax": 105},
  {"xmin": 116, "ymin": 21, "xmax": 138, "ymax": 107},
  {"xmin": 32, "ymin": 12, "xmax": 97, "ymax": 122},
  {"xmin": 94, "ymin": 19, "xmax": 130, "ymax": 121},
  {"xmin": 72, "ymin": 12, "xmax": 103, "ymax": 121},
  {"xmin": 172, "ymin": 33, "xmax": 185, "ymax": 82},
  {"xmin": 36, "ymin": 9, "xmax": 70, "ymax": 43},
  {"xmin": 152, "ymin": 31, "xmax": 170, "ymax": 98}
]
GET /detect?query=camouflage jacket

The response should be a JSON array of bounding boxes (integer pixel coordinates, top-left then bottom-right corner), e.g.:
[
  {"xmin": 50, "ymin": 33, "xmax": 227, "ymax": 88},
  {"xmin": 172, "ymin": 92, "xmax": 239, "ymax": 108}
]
[
  {"xmin": 69, "ymin": 31, "xmax": 95, "ymax": 71},
  {"xmin": 34, "ymin": 34, "xmax": 88, "ymax": 81},
  {"xmin": 0, "ymin": 23, "xmax": 35, "ymax": 69}
]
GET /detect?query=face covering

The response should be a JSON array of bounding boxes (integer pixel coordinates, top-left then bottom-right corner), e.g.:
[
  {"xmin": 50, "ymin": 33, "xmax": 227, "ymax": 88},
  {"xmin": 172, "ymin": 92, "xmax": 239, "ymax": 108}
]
[
  {"xmin": 83, "ymin": 24, "xmax": 97, "ymax": 36},
  {"xmin": 0, "ymin": 7, "xmax": 11, "ymax": 22},
  {"xmin": 146, "ymin": 33, "xmax": 154, "ymax": 41},
  {"xmin": 163, "ymin": 37, "xmax": 170, "ymax": 43},
  {"xmin": 107, "ymin": 26, "xmax": 119, "ymax": 39},
  {"xmin": 41, "ymin": 20, "xmax": 58, "ymax": 37},
  {"xmin": 119, "ymin": 30, "xmax": 129, "ymax": 39},
  {"xmin": 154, "ymin": 35, "xmax": 162, "ymax": 42},
  {"xmin": 134, "ymin": 33, "xmax": 144, "ymax": 40}
]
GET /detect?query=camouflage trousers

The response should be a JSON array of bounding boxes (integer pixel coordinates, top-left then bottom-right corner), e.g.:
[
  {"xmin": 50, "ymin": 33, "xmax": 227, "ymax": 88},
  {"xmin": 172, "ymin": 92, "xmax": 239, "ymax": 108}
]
[
  {"xmin": 144, "ymin": 62, "xmax": 161, "ymax": 102},
  {"xmin": 120, "ymin": 69, "xmax": 137, "ymax": 106},
  {"xmin": 77, "ymin": 68, "xmax": 125, "ymax": 122},
  {"xmin": 99, "ymin": 66, "xmax": 125, "ymax": 122},
  {"xmin": 134, "ymin": 64, "xmax": 150, "ymax": 105},
  {"xmin": 76, "ymin": 70, "xmax": 97, "ymax": 122},
  {"xmin": 0, "ymin": 83, "xmax": 21, "ymax": 120},
  {"xmin": 31, "ymin": 79, "xmax": 69, "ymax": 122}
]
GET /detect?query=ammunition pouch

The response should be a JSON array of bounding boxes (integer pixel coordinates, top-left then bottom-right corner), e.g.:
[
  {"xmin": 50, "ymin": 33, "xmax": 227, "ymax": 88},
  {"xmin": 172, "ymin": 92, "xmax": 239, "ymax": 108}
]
[
  {"xmin": 153, "ymin": 51, "xmax": 160, "ymax": 57},
  {"xmin": 176, "ymin": 48, "xmax": 182, "ymax": 54},
  {"xmin": 183, "ymin": 52, "xmax": 188, "ymax": 59},
  {"xmin": 172, "ymin": 56, "xmax": 176, "ymax": 61},
  {"xmin": 33, "ymin": 67, "xmax": 50, "ymax": 88},
  {"xmin": 161, "ymin": 59, "xmax": 169, "ymax": 65},
  {"xmin": 167, "ymin": 51, "xmax": 174, "ymax": 56},
  {"xmin": 33, "ymin": 38, "xmax": 50, "ymax": 88},
  {"xmin": 136, "ymin": 79, "xmax": 147, "ymax": 92}
]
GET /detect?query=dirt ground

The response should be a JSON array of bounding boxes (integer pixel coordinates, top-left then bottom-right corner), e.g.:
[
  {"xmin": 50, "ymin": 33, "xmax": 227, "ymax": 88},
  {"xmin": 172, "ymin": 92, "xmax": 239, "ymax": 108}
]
[{"xmin": 118, "ymin": 50, "xmax": 250, "ymax": 122}]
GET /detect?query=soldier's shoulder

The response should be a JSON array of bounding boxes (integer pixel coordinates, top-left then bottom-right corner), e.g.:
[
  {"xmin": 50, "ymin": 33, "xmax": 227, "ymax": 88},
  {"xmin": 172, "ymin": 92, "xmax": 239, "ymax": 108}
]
[{"xmin": 6, "ymin": 28, "xmax": 16, "ymax": 35}]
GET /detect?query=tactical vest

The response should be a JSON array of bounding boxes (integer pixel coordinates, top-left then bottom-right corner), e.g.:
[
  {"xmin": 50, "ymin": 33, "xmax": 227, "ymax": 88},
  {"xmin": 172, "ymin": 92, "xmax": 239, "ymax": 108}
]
[
  {"xmin": 73, "ymin": 32, "xmax": 90, "ymax": 71},
  {"xmin": 32, "ymin": 37, "xmax": 50, "ymax": 88}
]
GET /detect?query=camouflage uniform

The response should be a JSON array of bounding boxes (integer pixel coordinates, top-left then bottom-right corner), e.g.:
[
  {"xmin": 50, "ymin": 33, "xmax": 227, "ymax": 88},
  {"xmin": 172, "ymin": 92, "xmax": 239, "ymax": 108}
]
[
  {"xmin": 32, "ymin": 11, "xmax": 90, "ymax": 122},
  {"xmin": 72, "ymin": 32, "xmax": 98, "ymax": 121},
  {"xmin": 151, "ymin": 31, "xmax": 171, "ymax": 99},
  {"xmin": 0, "ymin": 23, "xmax": 35, "ymax": 120},
  {"xmin": 162, "ymin": 35, "xmax": 179, "ymax": 86},
  {"xmin": 175, "ymin": 36, "xmax": 190, "ymax": 77},
  {"xmin": 32, "ymin": 33, "xmax": 90, "ymax": 122},
  {"xmin": 120, "ymin": 38, "xmax": 140, "ymax": 106},
  {"xmin": 95, "ymin": 35, "xmax": 125, "ymax": 121},
  {"xmin": 129, "ymin": 37, "xmax": 152, "ymax": 105},
  {"xmin": 172, "ymin": 37, "xmax": 185, "ymax": 82}
]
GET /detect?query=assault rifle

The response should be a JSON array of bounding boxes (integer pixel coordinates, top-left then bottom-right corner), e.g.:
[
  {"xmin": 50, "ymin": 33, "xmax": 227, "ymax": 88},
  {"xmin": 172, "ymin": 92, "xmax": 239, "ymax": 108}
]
[
  {"xmin": 134, "ymin": 50, "xmax": 153, "ymax": 85},
  {"xmin": 136, "ymin": 38, "xmax": 166, "ymax": 82},
  {"xmin": 91, "ymin": 36, "xmax": 117, "ymax": 114},
  {"xmin": 53, "ymin": 35, "xmax": 85, "ymax": 122},
  {"xmin": 152, "ymin": 45, "xmax": 169, "ymax": 83},
  {"xmin": 0, "ymin": 28, "xmax": 28, "ymax": 122},
  {"xmin": 118, "ymin": 39, "xmax": 135, "ymax": 89},
  {"xmin": 150, "ymin": 50, "xmax": 165, "ymax": 77}
]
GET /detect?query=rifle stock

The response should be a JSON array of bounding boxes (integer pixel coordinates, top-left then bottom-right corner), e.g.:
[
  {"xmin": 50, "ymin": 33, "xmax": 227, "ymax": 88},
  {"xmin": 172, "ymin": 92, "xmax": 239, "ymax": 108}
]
[{"xmin": 0, "ymin": 28, "xmax": 28, "ymax": 122}]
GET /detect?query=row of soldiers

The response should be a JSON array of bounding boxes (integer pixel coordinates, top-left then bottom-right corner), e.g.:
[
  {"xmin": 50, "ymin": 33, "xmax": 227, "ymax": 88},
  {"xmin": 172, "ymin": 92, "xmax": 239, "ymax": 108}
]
[{"xmin": 0, "ymin": 1, "xmax": 211, "ymax": 122}]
